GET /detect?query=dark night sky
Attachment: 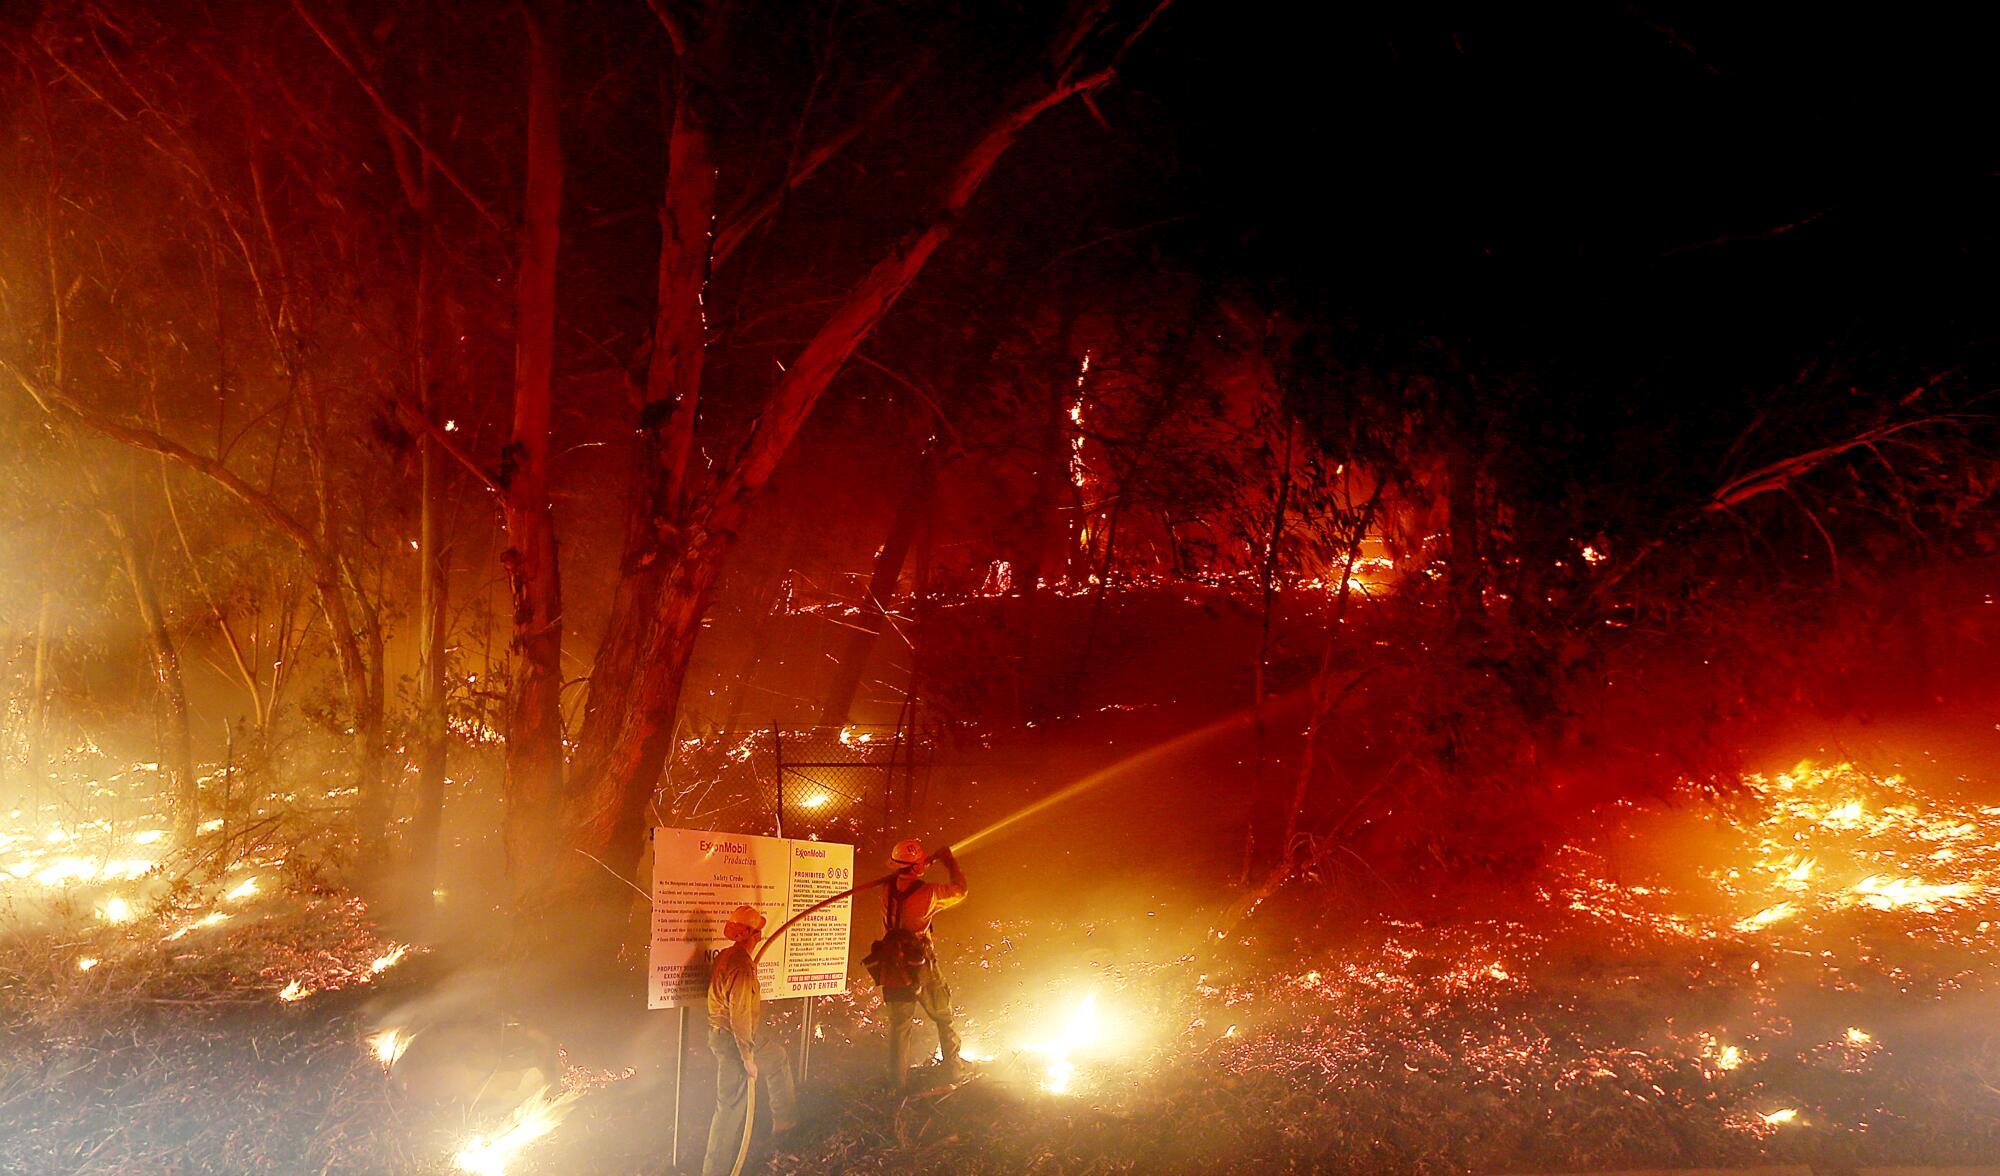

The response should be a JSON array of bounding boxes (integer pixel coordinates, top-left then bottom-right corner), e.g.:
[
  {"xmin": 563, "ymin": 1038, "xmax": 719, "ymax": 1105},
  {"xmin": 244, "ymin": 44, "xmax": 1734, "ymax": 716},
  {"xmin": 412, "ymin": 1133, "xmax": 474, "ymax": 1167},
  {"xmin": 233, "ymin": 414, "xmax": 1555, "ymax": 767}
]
[{"xmin": 1139, "ymin": 2, "xmax": 1996, "ymax": 386}]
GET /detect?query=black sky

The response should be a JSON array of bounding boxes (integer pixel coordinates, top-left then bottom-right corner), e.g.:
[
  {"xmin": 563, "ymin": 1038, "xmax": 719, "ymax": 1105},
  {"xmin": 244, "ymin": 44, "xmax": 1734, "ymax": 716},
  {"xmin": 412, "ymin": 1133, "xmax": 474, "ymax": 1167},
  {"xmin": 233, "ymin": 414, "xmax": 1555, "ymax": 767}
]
[{"xmin": 1138, "ymin": 2, "xmax": 1996, "ymax": 387}]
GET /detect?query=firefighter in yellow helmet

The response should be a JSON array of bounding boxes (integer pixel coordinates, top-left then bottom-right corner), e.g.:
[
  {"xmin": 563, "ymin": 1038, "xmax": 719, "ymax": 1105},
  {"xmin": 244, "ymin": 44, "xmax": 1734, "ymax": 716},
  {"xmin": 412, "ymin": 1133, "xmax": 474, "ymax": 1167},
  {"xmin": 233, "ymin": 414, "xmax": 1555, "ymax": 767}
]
[
  {"xmin": 701, "ymin": 904, "xmax": 798, "ymax": 1176},
  {"xmin": 880, "ymin": 839, "xmax": 970, "ymax": 1090}
]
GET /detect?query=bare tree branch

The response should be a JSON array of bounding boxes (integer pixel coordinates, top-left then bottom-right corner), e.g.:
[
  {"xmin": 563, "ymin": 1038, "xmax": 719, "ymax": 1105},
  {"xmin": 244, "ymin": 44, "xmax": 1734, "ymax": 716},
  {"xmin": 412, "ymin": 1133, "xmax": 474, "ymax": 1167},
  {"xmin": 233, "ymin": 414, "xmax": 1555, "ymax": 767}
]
[
  {"xmin": 288, "ymin": 0, "xmax": 506, "ymax": 236},
  {"xmin": 709, "ymin": 4, "xmax": 1165, "ymax": 525},
  {"xmin": 852, "ymin": 351, "xmax": 966, "ymax": 451},
  {"xmin": 1665, "ymin": 206, "xmax": 1832, "ymax": 256},
  {"xmin": 393, "ymin": 397, "xmax": 505, "ymax": 495},
  {"xmin": 1705, "ymin": 418, "xmax": 1948, "ymax": 512},
  {"xmin": 712, "ymin": 62, "xmax": 929, "ymax": 266},
  {"xmin": 642, "ymin": 0, "xmax": 691, "ymax": 57},
  {"xmin": 2, "ymin": 357, "xmax": 325, "ymax": 558}
]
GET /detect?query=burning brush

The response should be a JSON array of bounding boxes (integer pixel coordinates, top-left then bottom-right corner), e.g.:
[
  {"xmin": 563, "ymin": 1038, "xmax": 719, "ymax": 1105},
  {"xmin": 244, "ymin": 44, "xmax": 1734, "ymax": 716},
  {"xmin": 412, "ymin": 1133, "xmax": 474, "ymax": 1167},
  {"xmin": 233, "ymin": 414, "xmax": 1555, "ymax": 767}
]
[{"xmin": 1193, "ymin": 758, "xmax": 2000, "ymax": 1161}]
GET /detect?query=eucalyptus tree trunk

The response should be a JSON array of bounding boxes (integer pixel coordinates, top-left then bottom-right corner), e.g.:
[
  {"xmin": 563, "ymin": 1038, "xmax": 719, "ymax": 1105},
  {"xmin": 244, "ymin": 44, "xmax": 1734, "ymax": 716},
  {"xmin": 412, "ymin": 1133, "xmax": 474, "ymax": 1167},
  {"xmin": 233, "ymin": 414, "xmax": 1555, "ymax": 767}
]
[{"xmin": 497, "ymin": 0, "xmax": 570, "ymax": 892}]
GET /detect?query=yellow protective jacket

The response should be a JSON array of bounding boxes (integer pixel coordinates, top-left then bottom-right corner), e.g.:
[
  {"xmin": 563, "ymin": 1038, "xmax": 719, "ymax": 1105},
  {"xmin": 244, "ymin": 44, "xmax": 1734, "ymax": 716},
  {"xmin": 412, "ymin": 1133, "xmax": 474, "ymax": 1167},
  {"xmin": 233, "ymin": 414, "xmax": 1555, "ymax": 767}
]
[
  {"xmin": 706, "ymin": 941, "xmax": 761, "ymax": 1053},
  {"xmin": 882, "ymin": 856, "xmax": 968, "ymax": 942}
]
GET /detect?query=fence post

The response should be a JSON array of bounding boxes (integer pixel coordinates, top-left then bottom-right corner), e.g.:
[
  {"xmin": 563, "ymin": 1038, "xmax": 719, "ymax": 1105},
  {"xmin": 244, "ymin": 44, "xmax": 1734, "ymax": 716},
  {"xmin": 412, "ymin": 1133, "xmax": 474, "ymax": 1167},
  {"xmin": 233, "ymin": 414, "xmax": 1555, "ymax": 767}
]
[{"xmin": 772, "ymin": 724, "xmax": 786, "ymax": 839}]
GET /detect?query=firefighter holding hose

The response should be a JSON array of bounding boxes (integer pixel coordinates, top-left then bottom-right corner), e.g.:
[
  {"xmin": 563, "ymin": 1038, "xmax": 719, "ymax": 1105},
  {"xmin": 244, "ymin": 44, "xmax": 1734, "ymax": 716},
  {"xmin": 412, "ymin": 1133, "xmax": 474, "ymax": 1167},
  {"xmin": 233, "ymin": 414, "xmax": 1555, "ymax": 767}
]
[
  {"xmin": 702, "ymin": 905, "xmax": 798, "ymax": 1176},
  {"xmin": 874, "ymin": 839, "xmax": 972, "ymax": 1091}
]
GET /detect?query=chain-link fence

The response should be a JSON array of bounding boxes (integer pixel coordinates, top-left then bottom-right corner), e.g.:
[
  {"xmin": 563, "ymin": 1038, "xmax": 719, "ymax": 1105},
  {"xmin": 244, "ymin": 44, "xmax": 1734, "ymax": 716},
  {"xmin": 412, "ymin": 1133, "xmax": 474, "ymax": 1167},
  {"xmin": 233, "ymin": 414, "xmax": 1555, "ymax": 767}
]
[{"xmin": 658, "ymin": 720, "xmax": 930, "ymax": 856}]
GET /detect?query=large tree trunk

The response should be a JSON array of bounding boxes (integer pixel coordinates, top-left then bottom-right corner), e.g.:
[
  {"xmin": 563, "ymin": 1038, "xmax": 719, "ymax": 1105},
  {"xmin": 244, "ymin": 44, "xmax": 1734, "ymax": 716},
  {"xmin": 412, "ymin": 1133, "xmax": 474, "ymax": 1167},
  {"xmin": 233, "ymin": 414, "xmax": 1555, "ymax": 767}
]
[
  {"xmin": 565, "ymin": 46, "xmax": 720, "ymax": 780},
  {"xmin": 534, "ymin": 3, "xmax": 1166, "ymax": 915},
  {"xmin": 819, "ymin": 442, "xmax": 936, "ymax": 727},
  {"xmin": 498, "ymin": 0, "xmax": 570, "ymax": 891},
  {"xmin": 104, "ymin": 510, "xmax": 199, "ymax": 844},
  {"xmin": 571, "ymin": 552, "xmax": 719, "ymax": 871}
]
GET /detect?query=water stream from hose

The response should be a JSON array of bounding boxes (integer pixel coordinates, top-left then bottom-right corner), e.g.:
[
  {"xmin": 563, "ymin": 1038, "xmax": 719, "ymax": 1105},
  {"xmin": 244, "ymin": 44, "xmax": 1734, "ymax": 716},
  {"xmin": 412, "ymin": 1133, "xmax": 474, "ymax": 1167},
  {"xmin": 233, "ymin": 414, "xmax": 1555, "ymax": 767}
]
[
  {"xmin": 732, "ymin": 704, "xmax": 1258, "ymax": 1174},
  {"xmin": 946, "ymin": 704, "xmax": 1257, "ymax": 855}
]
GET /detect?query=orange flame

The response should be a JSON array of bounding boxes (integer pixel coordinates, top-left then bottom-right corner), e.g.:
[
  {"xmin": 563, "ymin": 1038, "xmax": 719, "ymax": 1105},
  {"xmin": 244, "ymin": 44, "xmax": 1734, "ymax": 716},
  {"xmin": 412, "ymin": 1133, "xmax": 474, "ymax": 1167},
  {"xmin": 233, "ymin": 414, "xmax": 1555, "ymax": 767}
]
[
  {"xmin": 369, "ymin": 1028, "xmax": 411, "ymax": 1070},
  {"xmin": 453, "ymin": 1086, "xmax": 583, "ymax": 1176}
]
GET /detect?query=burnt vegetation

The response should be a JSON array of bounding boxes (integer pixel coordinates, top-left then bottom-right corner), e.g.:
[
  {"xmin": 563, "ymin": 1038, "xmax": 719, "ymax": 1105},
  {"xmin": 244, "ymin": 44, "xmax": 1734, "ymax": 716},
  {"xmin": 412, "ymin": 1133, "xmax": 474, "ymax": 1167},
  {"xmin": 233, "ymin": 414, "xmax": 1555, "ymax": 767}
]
[{"xmin": 1, "ymin": 1, "xmax": 1998, "ymax": 1173}]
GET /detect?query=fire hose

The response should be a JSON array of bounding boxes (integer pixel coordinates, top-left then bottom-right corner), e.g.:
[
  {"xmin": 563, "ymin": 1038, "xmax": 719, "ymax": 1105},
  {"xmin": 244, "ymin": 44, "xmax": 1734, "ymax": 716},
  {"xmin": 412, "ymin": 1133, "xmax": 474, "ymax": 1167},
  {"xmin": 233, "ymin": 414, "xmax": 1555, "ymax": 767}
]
[
  {"xmin": 728, "ymin": 1080, "xmax": 755, "ymax": 1176},
  {"xmin": 726, "ymin": 868, "xmax": 900, "ymax": 1176}
]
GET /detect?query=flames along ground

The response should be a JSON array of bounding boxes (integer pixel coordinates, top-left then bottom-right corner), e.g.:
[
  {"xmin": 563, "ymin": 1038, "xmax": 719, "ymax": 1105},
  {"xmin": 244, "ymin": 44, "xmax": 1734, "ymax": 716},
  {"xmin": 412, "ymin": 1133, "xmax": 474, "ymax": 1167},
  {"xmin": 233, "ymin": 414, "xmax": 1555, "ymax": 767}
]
[{"xmin": 5, "ymin": 746, "xmax": 2000, "ymax": 1172}]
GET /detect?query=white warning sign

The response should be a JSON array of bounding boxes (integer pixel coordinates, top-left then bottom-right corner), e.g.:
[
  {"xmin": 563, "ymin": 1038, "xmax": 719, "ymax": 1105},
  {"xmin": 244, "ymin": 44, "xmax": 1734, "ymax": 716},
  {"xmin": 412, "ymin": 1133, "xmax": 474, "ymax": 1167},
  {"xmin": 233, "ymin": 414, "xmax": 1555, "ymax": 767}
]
[{"xmin": 647, "ymin": 826, "xmax": 855, "ymax": 1010}]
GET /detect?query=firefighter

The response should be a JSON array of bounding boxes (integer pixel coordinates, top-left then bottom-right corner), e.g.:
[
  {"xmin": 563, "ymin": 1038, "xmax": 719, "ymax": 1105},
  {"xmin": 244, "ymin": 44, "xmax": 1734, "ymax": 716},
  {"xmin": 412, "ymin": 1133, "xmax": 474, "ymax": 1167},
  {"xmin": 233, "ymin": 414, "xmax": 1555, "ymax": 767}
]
[
  {"xmin": 881, "ymin": 839, "xmax": 971, "ymax": 1090},
  {"xmin": 701, "ymin": 904, "xmax": 798, "ymax": 1176}
]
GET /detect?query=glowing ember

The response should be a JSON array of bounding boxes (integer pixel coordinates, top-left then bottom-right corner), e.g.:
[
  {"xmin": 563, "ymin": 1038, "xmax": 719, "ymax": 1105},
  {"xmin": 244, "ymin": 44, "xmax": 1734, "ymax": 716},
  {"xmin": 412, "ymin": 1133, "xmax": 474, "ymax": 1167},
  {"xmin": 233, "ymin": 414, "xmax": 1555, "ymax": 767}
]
[
  {"xmin": 369, "ymin": 1028, "xmax": 411, "ymax": 1070},
  {"xmin": 99, "ymin": 896, "xmax": 135, "ymax": 923},
  {"xmin": 370, "ymin": 943, "xmax": 409, "ymax": 973},
  {"xmin": 1067, "ymin": 352, "xmax": 1094, "ymax": 490},
  {"xmin": 1849, "ymin": 874, "xmax": 1977, "ymax": 910},
  {"xmin": 977, "ymin": 559, "xmax": 1013, "ymax": 596},
  {"xmin": 799, "ymin": 793, "xmax": 830, "ymax": 809},
  {"xmin": 277, "ymin": 980, "xmax": 311, "ymax": 1002},
  {"xmin": 1735, "ymin": 901, "xmax": 1796, "ymax": 931},
  {"xmin": 76, "ymin": 957, "xmax": 98, "ymax": 972},
  {"xmin": 453, "ymin": 1086, "xmax": 582, "ymax": 1176},
  {"xmin": 38, "ymin": 857, "xmax": 107, "ymax": 885},
  {"xmin": 165, "ymin": 911, "xmax": 231, "ymax": 941},
  {"xmin": 1206, "ymin": 758, "xmax": 2000, "ymax": 1152}
]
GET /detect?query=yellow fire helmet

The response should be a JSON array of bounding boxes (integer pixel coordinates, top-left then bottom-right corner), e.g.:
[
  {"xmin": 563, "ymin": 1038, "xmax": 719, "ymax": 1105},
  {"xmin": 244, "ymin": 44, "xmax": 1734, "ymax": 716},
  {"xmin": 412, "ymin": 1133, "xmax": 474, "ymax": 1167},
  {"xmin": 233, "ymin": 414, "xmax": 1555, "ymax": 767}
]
[
  {"xmin": 890, "ymin": 839, "xmax": 928, "ymax": 868},
  {"xmin": 726, "ymin": 904, "xmax": 766, "ymax": 932}
]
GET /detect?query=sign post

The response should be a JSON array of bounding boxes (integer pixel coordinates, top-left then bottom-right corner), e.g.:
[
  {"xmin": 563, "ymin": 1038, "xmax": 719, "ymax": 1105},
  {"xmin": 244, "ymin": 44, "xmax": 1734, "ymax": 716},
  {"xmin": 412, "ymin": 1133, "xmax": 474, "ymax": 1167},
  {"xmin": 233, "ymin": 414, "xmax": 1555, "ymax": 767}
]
[{"xmin": 671, "ymin": 1004, "xmax": 689, "ymax": 1168}]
